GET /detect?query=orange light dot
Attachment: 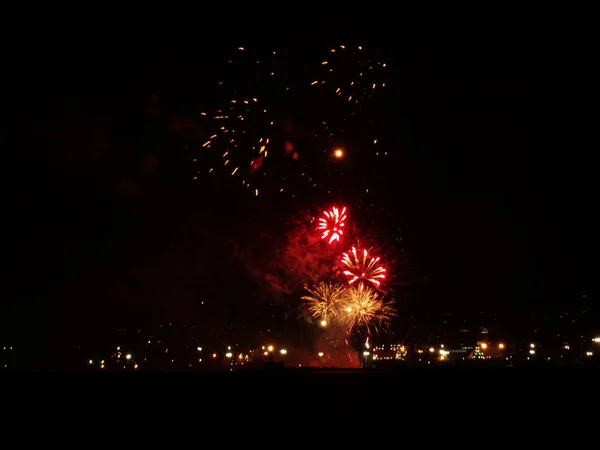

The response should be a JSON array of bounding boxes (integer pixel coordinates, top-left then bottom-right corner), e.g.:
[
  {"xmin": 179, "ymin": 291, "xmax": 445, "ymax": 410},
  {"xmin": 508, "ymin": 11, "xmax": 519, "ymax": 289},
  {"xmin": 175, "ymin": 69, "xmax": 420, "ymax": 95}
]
[{"xmin": 334, "ymin": 149, "xmax": 343, "ymax": 158}]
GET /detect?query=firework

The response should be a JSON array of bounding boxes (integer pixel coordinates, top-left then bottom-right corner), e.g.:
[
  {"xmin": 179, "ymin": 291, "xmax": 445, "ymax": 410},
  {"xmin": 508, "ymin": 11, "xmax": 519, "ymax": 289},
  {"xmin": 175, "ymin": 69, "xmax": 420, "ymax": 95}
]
[
  {"xmin": 317, "ymin": 206, "xmax": 347, "ymax": 244},
  {"xmin": 301, "ymin": 282, "xmax": 346, "ymax": 327},
  {"xmin": 341, "ymin": 245, "xmax": 386, "ymax": 288},
  {"xmin": 339, "ymin": 284, "xmax": 396, "ymax": 335},
  {"xmin": 189, "ymin": 45, "xmax": 389, "ymax": 197}
]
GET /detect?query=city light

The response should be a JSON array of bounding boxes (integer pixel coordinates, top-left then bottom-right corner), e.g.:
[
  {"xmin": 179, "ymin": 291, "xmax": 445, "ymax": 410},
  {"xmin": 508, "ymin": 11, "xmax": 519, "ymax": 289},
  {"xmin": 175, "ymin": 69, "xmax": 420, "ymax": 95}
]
[{"xmin": 36, "ymin": 314, "xmax": 600, "ymax": 371}]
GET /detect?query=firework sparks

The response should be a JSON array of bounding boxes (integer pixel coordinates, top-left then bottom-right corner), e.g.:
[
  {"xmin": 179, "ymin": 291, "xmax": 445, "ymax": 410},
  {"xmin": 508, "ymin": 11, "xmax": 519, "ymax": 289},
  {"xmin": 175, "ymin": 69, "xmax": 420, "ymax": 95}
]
[
  {"xmin": 301, "ymin": 282, "xmax": 346, "ymax": 327},
  {"xmin": 189, "ymin": 44, "xmax": 388, "ymax": 197},
  {"xmin": 339, "ymin": 284, "xmax": 396, "ymax": 335},
  {"xmin": 317, "ymin": 206, "xmax": 347, "ymax": 244},
  {"xmin": 341, "ymin": 246, "xmax": 386, "ymax": 287}
]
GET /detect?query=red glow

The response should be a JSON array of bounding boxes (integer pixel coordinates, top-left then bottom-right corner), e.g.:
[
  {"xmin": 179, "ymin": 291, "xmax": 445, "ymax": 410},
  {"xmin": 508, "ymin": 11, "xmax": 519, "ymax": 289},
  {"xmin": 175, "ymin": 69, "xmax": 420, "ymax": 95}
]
[{"xmin": 317, "ymin": 206, "xmax": 347, "ymax": 244}]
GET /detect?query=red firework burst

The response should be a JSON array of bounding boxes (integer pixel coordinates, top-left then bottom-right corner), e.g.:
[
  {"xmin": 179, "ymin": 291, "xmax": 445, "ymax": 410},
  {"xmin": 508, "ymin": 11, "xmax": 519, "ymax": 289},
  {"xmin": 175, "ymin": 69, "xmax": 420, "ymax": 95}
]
[
  {"xmin": 341, "ymin": 246, "xmax": 386, "ymax": 288},
  {"xmin": 317, "ymin": 206, "xmax": 347, "ymax": 244}
]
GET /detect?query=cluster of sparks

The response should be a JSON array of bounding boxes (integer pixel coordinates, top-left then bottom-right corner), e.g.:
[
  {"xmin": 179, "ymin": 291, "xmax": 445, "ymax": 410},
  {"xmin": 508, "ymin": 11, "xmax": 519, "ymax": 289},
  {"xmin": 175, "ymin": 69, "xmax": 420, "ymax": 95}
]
[
  {"xmin": 301, "ymin": 282, "xmax": 346, "ymax": 328},
  {"xmin": 302, "ymin": 282, "xmax": 396, "ymax": 335},
  {"xmin": 341, "ymin": 246, "xmax": 386, "ymax": 287},
  {"xmin": 318, "ymin": 206, "xmax": 347, "ymax": 244},
  {"xmin": 302, "ymin": 205, "xmax": 396, "ymax": 336},
  {"xmin": 340, "ymin": 285, "xmax": 396, "ymax": 335},
  {"xmin": 191, "ymin": 45, "xmax": 388, "ymax": 197}
]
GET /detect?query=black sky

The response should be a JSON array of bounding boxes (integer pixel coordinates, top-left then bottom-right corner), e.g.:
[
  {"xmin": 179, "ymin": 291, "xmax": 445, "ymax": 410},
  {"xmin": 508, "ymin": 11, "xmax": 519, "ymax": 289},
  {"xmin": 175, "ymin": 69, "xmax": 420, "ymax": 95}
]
[{"xmin": 3, "ymin": 19, "xmax": 596, "ymax": 351}]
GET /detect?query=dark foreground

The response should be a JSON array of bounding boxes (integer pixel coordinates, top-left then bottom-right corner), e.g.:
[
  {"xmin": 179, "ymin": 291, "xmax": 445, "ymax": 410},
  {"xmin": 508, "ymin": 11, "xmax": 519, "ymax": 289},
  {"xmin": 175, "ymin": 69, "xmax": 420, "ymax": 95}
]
[{"xmin": 6, "ymin": 366, "xmax": 597, "ymax": 411}]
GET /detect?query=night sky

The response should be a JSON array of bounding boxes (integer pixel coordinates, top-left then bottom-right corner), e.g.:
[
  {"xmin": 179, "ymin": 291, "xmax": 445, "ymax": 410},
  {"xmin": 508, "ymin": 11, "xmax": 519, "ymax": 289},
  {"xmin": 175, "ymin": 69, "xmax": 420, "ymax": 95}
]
[{"xmin": 3, "ymin": 20, "xmax": 596, "ymax": 355}]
